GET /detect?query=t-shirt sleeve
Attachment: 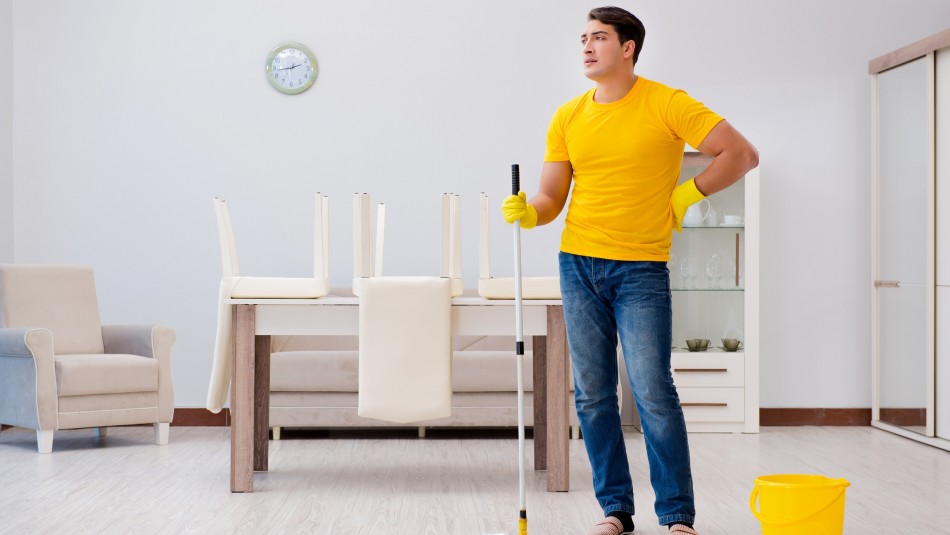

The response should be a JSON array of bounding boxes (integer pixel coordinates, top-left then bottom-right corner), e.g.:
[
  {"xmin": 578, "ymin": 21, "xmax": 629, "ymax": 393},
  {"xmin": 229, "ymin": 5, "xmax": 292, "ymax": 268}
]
[
  {"xmin": 665, "ymin": 90, "xmax": 724, "ymax": 150},
  {"xmin": 544, "ymin": 108, "xmax": 570, "ymax": 162}
]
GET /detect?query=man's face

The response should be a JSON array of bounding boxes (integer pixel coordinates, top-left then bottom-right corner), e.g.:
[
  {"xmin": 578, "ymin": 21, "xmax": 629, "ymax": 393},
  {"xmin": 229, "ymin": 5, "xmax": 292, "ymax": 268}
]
[{"xmin": 581, "ymin": 19, "xmax": 633, "ymax": 81}]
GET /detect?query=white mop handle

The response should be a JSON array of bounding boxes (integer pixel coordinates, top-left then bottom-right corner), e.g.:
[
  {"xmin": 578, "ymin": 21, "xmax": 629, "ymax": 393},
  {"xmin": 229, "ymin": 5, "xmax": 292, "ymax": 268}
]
[{"xmin": 512, "ymin": 164, "xmax": 527, "ymax": 527}]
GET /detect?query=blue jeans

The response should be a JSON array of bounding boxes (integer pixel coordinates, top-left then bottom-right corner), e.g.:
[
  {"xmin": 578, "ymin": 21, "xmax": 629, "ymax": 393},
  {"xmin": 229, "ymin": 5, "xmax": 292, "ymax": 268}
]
[{"xmin": 559, "ymin": 252, "xmax": 695, "ymax": 527}]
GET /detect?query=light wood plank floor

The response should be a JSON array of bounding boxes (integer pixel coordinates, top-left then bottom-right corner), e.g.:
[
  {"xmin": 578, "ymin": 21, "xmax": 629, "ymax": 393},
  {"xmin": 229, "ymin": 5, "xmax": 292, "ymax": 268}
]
[{"xmin": 1, "ymin": 425, "xmax": 948, "ymax": 534}]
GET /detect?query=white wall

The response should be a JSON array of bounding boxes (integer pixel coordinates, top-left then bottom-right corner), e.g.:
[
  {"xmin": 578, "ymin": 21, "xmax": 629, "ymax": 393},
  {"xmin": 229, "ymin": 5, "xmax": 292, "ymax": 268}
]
[
  {"xmin": 10, "ymin": 0, "xmax": 950, "ymax": 408},
  {"xmin": 0, "ymin": 0, "xmax": 12, "ymax": 263}
]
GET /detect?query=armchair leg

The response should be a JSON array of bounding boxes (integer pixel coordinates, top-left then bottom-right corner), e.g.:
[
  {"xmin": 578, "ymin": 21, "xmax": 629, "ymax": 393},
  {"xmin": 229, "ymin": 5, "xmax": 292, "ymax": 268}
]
[
  {"xmin": 37, "ymin": 430, "xmax": 54, "ymax": 453},
  {"xmin": 571, "ymin": 425, "xmax": 581, "ymax": 440},
  {"xmin": 154, "ymin": 423, "xmax": 169, "ymax": 445},
  {"xmin": 272, "ymin": 426, "xmax": 281, "ymax": 441},
  {"xmin": 95, "ymin": 427, "xmax": 108, "ymax": 439}
]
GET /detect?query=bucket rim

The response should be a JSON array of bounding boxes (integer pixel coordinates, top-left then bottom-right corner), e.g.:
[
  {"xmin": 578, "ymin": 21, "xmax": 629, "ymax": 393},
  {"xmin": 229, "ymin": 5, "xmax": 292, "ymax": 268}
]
[{"xmin": 754, "ymin": 474, "xmax": 851, "ymax": 489}]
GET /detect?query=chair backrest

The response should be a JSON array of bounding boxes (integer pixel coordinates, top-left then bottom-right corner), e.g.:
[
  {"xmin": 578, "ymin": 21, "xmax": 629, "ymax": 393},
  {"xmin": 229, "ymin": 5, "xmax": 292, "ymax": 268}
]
[
  {"xmin": 0, "ymin": 264, "xmax": 105, "ymax": 355},
  {"xmin": 213, "ymin": 198, "xmax": 241, "ymax": 277},
  {"xmin": 353, "ymin": 193, "xmax": 462, "ymax": 295},
  {"xmin": 214, "ymin": 194, "xmax": 329, "ymax": 280}
]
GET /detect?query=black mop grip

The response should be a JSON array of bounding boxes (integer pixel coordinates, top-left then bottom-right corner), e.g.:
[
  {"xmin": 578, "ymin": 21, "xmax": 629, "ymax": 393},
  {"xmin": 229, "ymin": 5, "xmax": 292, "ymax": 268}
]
[{"xmin": 512, "ymin": 164, "xmax": 520, "ymax": 195}]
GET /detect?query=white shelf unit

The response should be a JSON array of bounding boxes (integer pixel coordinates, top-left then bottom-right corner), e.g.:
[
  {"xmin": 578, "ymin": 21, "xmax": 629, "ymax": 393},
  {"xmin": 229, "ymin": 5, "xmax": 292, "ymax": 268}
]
[{"xmin": 621, "ymin": 154, "xmax": 760, "ymax": 433}]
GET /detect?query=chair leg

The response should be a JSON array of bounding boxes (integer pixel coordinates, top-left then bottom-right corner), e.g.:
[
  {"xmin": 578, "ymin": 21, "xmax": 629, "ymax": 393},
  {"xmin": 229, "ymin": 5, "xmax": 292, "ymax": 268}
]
[
  {"xmin": 571, "ymin": 425, "xmax": 581, "ymax": 440},
  {"xmin": 272, "ymin": 426, "xmax": 281, "ymax": 441},
  {"xmin": 37, "ymin": 430, "xmax": 54, "ymax": 453},
  {"xmin": 95, "ymin": 427, "xmax": 108, "ymax": 439},
  {"xmin": 154, "ymin": 423, "xmax": 169, "ymax": 445},
  {"xmin": 418, "ymin": 426, "xmax": 426, "ymax": 438}
]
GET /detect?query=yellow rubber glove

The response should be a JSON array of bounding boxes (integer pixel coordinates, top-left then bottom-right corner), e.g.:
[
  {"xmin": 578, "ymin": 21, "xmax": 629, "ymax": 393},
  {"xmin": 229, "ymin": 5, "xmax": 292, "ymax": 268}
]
[
  {"xmin": 670, "ymin": 178, "xmax": 706, "ymax": 232},
  {"xmin": 502, "ymin": 191, "xmax": 538, "ymax": 229}
]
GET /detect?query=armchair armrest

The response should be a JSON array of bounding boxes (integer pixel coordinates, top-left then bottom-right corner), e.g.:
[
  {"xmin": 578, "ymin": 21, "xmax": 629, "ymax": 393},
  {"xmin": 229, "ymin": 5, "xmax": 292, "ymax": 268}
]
[
  {"xmin": 101, "ymin": 325, "xmax": 172, "ymax": 358},
  {"xmin": 101, "ymin": 325, "xmax": 176, "ymax": 423},
  {"xmin": 0, "ymin": 328, "xmax": 57, "ymax": 430}
]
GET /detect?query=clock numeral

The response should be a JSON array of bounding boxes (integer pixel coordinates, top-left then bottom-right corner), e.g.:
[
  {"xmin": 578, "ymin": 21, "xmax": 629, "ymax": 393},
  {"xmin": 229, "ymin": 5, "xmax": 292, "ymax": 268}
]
[{"xmin": 289, "ymin": 81, "xmax": 294, "ymax": 87}]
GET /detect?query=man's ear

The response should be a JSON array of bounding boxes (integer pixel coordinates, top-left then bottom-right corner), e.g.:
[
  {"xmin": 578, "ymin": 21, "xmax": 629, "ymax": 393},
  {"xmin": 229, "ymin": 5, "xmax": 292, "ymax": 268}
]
[{"xmin": 623, "ymin": 40, "xmax": 636, "ymax": 59}]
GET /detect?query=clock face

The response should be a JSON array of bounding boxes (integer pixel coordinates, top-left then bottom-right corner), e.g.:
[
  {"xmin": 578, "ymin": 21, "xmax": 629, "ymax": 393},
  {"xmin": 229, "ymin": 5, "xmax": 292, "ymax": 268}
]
[{"xmin": 265, "ymin": 43, "xmax": 318, "ymax": 94}]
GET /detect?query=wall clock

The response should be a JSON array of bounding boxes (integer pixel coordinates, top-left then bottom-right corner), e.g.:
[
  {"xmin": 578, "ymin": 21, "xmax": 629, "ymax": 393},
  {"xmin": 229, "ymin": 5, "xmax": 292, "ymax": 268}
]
[{"xmin": 265, "ymin": 42, "xmax": 318, "ymax": 95}]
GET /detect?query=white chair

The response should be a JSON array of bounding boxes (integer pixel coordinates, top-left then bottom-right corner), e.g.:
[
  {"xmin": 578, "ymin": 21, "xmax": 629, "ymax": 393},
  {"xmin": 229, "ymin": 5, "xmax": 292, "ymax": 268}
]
[
  {"xmin": 477, "ymin": 192, "xmax": 560, "ymax": 299},
  {"xmin": 206, "ymin": 194, "xmax": 330, "ymax": 413}
]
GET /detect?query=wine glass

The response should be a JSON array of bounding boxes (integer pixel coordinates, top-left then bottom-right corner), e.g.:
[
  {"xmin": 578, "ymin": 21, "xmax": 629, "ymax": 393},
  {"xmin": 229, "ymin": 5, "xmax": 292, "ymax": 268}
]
[
  {"xmin": 680, "ymin": 256, "xmax": 698, "ymax": 289},
  {"xmin": 704, "ymin": 253, "xmax": 721, "ymax": 289}
]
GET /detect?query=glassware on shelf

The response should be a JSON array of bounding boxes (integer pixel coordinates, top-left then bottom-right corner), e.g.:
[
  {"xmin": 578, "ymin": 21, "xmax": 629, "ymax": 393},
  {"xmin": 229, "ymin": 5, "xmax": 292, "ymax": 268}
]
[
  {"xmin": 679, "ymin": 255, "xmax": 699, "ymax": 289},
  {"xmin": 720, "ymin": 258, "xmax": 738, "ymax": 289},
  {"xmin": 704, "ymin": 253, "xmax": 722, "ymax": 289}
]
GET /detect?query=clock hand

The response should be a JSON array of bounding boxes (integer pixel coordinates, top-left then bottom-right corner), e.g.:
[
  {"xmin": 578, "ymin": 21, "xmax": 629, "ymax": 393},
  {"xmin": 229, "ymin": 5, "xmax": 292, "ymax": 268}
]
[{"xmin": 275, "ymin": 63, "xmax": 301, "ymax": 71}]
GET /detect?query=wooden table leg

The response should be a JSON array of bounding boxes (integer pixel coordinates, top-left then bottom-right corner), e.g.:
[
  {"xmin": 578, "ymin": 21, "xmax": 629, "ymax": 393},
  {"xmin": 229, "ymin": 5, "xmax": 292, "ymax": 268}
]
[
  {"xmin": 546, "ymin": 305, "xmax": 570, "ymax": 492},
  {"xmin": 532, "ymin": 335, "xmax": 547, "ymax": 471},
  {"xmin": 253, "ymin": 335, "xmax": 271, "ymax": 472},
  {"xmin": 230, "ymin": 304, "xmax": 255, "ymax": 493}
]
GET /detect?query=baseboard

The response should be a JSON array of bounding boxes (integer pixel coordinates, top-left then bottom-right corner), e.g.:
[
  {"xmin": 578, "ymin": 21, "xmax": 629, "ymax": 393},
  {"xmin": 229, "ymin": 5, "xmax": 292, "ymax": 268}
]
[
  {"xmin": 165, "ymin": 408, "xmax": 873, "ymax": 427},
  {"xmin": 759, "ymin": 408, "xmax": 871, "ymax": 426},
  {"xmin": 172, "ymin": 408, "xmax": 230, "ymax": 426}
]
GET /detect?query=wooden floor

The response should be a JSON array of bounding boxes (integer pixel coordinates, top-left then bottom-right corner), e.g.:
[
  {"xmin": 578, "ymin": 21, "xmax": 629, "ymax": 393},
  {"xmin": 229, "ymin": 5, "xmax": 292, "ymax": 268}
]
[{"xmin": 1, "ymin": 425, "xmax": 947, "ymax": 534}]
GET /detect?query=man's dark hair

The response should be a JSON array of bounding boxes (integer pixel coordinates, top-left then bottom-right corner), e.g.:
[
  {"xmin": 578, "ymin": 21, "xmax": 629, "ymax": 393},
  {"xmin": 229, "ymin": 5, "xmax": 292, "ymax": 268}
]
[{"xmin": 588, "ymin": 6, "xmax": 646, "ymax": 66}]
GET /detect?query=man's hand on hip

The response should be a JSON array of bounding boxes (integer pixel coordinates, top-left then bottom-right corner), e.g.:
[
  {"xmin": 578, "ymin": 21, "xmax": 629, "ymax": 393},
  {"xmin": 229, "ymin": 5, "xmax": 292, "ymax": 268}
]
[{"xmin": 670, "ymin": 178, "xmax": 706, "ymax": 232}]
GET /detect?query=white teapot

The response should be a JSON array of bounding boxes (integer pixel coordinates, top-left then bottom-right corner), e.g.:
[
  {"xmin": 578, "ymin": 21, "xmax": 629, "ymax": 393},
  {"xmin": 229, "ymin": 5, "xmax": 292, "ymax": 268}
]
[{"xmin": 682, "ymin": 199, "xmax": 711, "ymax": 227}]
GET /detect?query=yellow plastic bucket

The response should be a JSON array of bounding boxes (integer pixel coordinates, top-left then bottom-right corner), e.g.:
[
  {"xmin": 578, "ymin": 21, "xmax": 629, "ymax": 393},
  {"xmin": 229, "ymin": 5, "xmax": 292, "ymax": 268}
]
[{"xmin": 749, "ymin": 474, "xmax": 850, "ymax": 535}]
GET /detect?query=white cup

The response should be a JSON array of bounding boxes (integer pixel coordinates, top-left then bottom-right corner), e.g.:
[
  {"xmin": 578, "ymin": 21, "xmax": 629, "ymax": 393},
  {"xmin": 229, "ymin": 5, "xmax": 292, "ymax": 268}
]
[{"xmin": 722, "ymin": 214, "xmax": 742, "ymax": 226}]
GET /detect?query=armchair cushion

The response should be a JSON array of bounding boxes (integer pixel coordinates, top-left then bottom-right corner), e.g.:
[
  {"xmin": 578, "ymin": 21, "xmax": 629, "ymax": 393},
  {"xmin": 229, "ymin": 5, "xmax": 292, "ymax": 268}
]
[
  {"xmin": 0, "ymin": 265, "xmax": 104, "ymax": 355},
  {"xmin": 55, "ymin": 354, "xmax": 158, "ymax": 396}
]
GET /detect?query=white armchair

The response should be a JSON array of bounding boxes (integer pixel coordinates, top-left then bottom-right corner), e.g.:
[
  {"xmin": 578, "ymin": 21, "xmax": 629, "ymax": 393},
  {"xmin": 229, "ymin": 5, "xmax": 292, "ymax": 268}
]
[{"xmin": 0, "ymin": 265, "xmax": 175, "ymax": 453}]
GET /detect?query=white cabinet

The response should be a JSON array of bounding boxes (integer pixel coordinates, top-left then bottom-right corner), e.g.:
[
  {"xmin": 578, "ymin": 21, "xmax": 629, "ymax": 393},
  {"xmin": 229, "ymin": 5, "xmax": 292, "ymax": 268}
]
[
  {"xmin": 871, "ymin": 30, "xmax": 950, "ymax": 450},
  {"xmin": 620, "ymin": 154, "xmax": 759, "ymax": 433}
]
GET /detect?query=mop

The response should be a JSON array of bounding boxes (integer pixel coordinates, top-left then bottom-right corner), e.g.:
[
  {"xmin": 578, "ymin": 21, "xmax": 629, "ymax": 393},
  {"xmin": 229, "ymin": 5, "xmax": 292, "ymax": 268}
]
[
  {"xmin": 512, "ymin": 164, "xmax": 529, "ymax": 535},
  {"xmin": 486, "ymin": 164, "xmax": 528, "ymax": 535}
]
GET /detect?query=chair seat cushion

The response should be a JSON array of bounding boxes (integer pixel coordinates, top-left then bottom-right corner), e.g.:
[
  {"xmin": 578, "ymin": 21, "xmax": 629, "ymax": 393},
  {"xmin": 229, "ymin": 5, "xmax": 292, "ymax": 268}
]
[
  {"xmin": 55, "ymin": 354, "xmax": 158, "ymax": 396},
  {"xmin": 477, "ymin": 276, "xmax": 561, "ymax": 299},
  {"xmin": 230, "ymin": 276, "xmax": 329, "ymax": 299}
]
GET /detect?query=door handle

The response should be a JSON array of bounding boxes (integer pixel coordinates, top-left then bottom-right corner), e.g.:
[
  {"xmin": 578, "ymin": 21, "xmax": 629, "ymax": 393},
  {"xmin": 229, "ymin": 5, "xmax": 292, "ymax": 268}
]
[{"xmin": 874, "ymin": 280, "xmax": 900, "ymax": 288}]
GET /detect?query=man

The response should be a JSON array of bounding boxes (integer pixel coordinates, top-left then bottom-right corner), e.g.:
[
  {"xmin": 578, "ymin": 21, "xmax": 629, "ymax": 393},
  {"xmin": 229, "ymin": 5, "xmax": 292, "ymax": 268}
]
[{"xmin": 502, "ymin": 6, "xmax": 758, "ymax": 535}]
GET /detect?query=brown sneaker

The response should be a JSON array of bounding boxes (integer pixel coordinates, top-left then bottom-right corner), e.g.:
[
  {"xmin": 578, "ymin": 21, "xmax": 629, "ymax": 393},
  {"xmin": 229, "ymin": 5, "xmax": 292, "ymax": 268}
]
[{"xmin": 584, "ymin": 517, "xmax": 634, "ymax": 535}]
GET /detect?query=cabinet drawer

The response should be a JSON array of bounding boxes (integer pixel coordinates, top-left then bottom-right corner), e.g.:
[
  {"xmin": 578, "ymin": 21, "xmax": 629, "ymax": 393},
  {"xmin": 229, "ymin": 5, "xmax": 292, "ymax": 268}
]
[
  {"xmin": 677, "ymin": 387, "xmax": 745, "ymax": 422},
  {"xmin": 671, "ymin": 353, "xmax": 744, "ymax": 387}
]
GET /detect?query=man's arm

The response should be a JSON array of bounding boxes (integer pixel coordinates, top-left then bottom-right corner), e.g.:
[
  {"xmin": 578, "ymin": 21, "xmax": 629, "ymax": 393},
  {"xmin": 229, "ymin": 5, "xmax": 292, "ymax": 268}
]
[
  {"xmin": 530, "ymin": 161, "xmax": 574, "ymax": 225},
  {"xmin": 693, "ymin": 120, "xmax": 759, "ymax": 195}
]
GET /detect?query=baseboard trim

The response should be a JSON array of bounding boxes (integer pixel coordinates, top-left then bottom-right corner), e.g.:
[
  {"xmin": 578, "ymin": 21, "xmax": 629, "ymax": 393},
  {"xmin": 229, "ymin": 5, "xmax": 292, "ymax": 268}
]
[
  {"xmin": 759, "ymin": 408, "xmax": 871, "ymax": 426},
  {"xmin": 172, "ymin": 408, "xmax": 230, "ymax": 426},
  {"xmin": 161, "ymin": 408, "xmax": 873, "ymax": 427}
]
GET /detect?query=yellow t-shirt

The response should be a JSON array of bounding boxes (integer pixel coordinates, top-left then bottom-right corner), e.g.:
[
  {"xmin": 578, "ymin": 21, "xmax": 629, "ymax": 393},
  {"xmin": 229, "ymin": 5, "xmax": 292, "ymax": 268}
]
[{"xmin": 545, "ymin": 77, "xmax": 723, "ymax": 261}]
